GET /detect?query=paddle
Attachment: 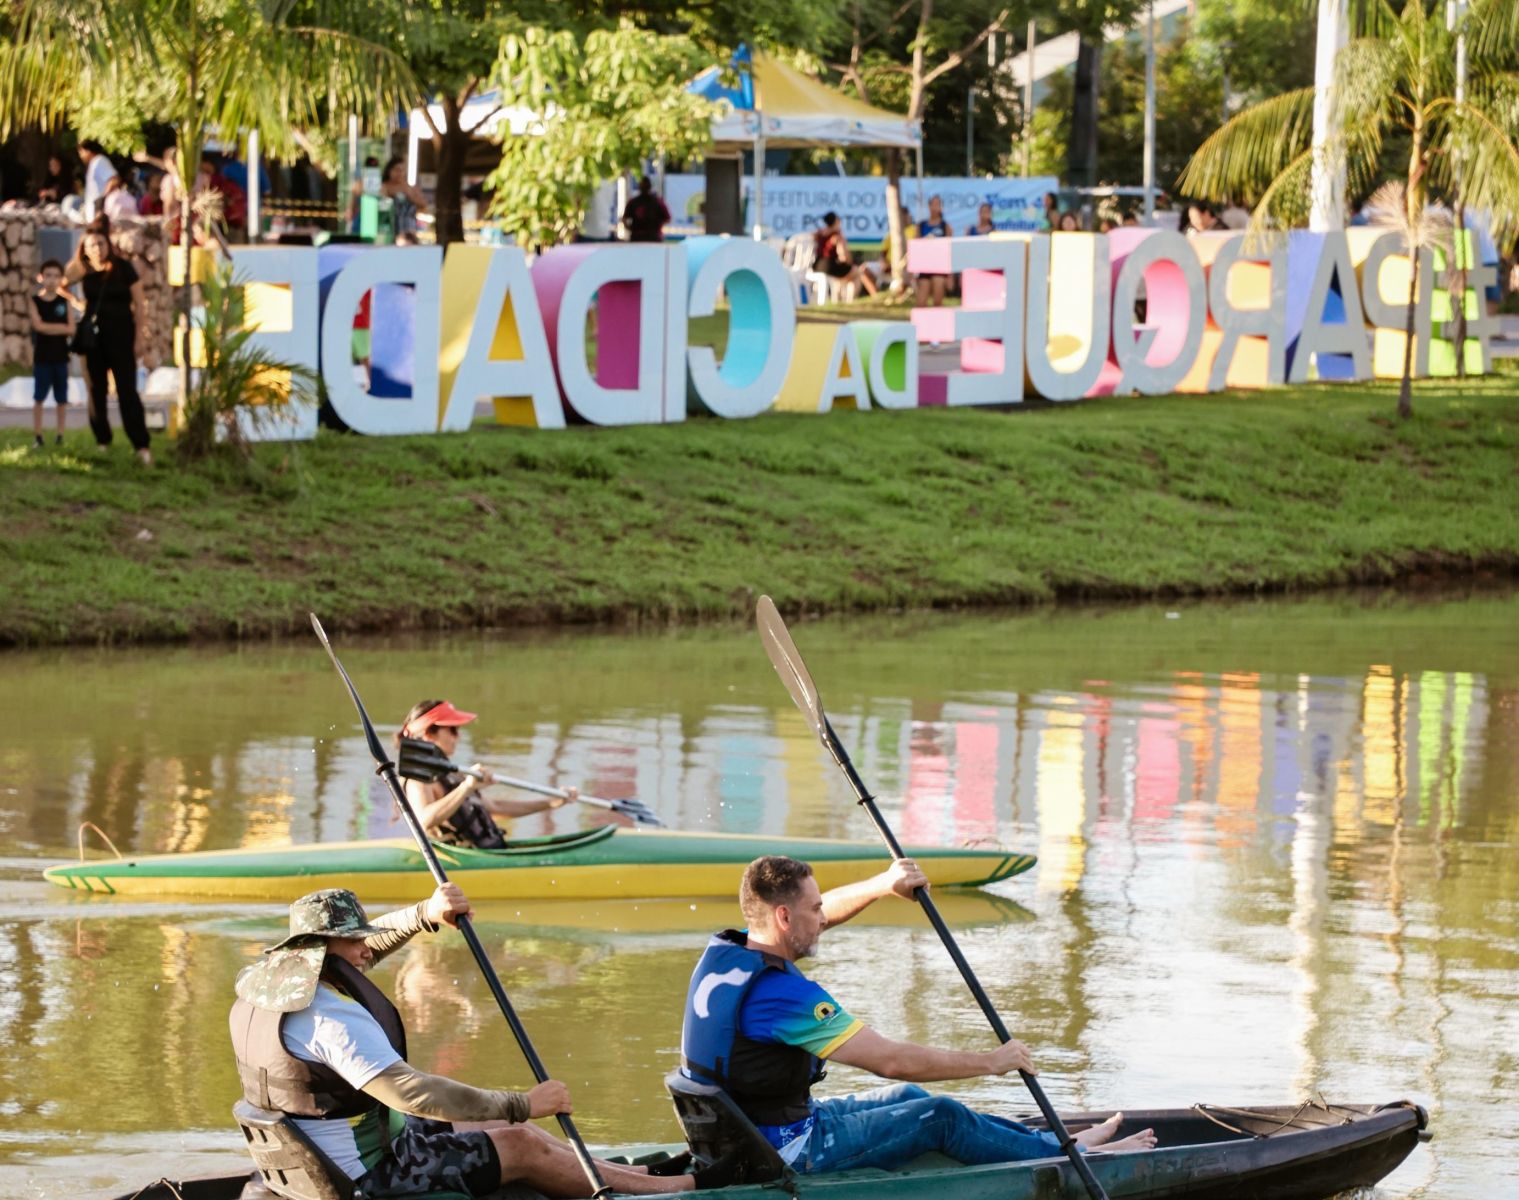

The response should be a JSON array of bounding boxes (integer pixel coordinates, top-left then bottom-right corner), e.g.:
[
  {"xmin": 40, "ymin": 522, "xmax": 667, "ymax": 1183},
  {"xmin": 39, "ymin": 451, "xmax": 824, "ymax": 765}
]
[
  {"xmin": 753, "ymin": 595, "xmax": 1112, "ymax": 1200},
  {"xmin": 309, "ymin": 615, "xmax": 612, "ymax": 1200},
  {"xmin": 397, "ymin": 736, "xmax": 666, "ymax": 827}
]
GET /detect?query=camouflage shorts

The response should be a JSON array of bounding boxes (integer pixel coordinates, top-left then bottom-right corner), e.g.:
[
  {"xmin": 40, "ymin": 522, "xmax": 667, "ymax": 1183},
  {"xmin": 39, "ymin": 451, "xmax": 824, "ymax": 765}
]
[{"xmin": 357, "ymin": 1116, "xmax": 501, "ymax": 1198}]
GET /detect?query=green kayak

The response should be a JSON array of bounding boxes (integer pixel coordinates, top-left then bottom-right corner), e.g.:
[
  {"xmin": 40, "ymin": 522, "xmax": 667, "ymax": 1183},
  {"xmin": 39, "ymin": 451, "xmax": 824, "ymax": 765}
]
[
  {"xmin": 112, "ymin": 1098, "xmax": 1428, "ymax": 1200},
  {"xmin": 43, "ymin": 826, "xmax": 1035, "ymax": 902}
]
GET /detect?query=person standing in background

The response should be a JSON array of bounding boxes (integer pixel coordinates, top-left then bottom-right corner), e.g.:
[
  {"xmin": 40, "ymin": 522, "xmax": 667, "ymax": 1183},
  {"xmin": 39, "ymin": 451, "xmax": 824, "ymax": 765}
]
[
  {"xmin": 36, "ymin": 155, "xmax": 75, "ymax": 205},
  {"xmin": 64, "ymin": 228, "xmax": 152, "ymax": 465},
  {"xmin": 965, "ymin": 202, "xmax": 996, "ymax": 236},
  {"xmin": 380, "ymin": 156, "xmax": 427, "ymax": 242},
  {"xmin": 78, "ymin": 140, "xmax": 118, "ymax": 222},
  {"xmin": 102, "ymin": 176, "xmax": 139, "ymax": 221},
  {"xmin": 622, "ymin": 176, "xmax": 671, "ymax": 243},
  {"xmin": 914, "ymin": 195, "xmax": 952, "ymax": 306}
]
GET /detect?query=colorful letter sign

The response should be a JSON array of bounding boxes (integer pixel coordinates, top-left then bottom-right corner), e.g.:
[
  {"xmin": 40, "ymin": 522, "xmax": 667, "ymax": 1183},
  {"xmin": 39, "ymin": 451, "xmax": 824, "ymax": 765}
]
[{"xmin": 235, "ymin": 227, "xmax": 1490, "ymax": 439}]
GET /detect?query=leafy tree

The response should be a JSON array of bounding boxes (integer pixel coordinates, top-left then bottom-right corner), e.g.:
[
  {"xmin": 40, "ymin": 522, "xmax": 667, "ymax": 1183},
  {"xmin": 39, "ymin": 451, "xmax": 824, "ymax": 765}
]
[
  {"xmin": 0, "ymin": 0, "xmax": 410, "ymax": 395},
  {"xmin": 483, "ymin": 21, "xmax": 721, "ymax": 246},
  {"xmin": 0, "ymin": 1, "xmax": 410, "ymax": 205},
  {"xmin": 829, "ymin": 1, "xmax": 1032, "ymax": 288},
  {"xmin": 372, "ymin": 1, "xmax": 834, "ymax": 245},
  {"xmin": 1179, "ymin": 0, "xmax": 1519, "ymax": 417}
]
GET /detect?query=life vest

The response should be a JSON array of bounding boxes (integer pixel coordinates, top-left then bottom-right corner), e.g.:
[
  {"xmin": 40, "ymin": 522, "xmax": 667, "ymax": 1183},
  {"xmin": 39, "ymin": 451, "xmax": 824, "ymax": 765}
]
[
  {"xmin": 680, "ymin": 930, "xmax": 824, "ymax": 1126},
  {"xmin": 435, "ymin": 773, "xmax": 508, "ymax": 850},
  {"xmin": 229, "ymin": 957, "xmax": 407, "ymax": 1119}
]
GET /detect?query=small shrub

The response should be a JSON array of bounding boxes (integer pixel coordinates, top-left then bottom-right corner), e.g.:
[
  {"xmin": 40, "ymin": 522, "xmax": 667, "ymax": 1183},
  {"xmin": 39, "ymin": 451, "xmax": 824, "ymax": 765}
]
[{"xmin": 178, "ymin": 263, "xmax": 320, "ymax": 462}]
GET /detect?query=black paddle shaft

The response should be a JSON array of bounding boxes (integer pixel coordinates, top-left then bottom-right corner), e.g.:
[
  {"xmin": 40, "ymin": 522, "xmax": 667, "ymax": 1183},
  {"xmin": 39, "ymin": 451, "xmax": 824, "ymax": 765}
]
[
  {"xmin": 310, "ymin": 617, "xmax": 612, "ymax": 1200},
  {"xmin": 818, "ymin": 714, "xmax": 1113, "ymax": 1200}
]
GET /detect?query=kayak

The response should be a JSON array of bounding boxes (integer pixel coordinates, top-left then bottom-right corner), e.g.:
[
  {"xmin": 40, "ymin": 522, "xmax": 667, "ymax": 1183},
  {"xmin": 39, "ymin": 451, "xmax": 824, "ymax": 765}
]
[
  {"xmin": 41, "ymin": 826, "xmax": 1035, "ymax": 902},
  {"xmin": 110, "ymin": 1098, "xmax": 1428, "ymax": 1200}
]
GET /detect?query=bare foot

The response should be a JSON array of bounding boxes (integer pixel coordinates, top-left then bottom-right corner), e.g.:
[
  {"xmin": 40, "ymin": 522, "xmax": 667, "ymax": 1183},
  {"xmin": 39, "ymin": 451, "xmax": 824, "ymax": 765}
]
[
  {"xmin": 1073, "ymin": 1112, "xmax": 1158, "ymax": 1153},
  {"xmin": 1074, "ymin": 1113, "xmax": 1123, "ymax": 1149},
  {"xmin": 1099, "ymin": 1128, "xmax": 1157, "ymax": 1153}
]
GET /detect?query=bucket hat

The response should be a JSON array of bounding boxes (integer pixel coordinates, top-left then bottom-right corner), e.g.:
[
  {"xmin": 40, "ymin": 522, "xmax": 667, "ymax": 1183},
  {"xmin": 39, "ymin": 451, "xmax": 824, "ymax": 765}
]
[{"xmin": 235, "ymin": 888, "xmax": 386, "ymax": 1013}]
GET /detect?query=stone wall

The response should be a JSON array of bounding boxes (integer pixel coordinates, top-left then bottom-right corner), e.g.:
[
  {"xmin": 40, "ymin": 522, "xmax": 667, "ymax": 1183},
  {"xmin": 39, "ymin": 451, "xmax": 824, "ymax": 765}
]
[{"xmin": 0, "ymin": 208, "xmax": 174, "ymax": 369}]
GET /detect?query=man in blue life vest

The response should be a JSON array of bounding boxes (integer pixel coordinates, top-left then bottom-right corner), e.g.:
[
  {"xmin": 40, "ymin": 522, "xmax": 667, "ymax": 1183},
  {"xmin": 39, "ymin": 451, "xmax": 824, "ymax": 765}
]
[{"xmin": 679, "ymin": 855, "xmax": 1156, "ymax": 1176}]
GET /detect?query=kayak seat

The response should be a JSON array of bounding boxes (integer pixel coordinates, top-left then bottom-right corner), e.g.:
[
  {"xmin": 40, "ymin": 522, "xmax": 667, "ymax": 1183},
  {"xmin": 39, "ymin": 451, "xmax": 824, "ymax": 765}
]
[
  {"xmin": 234, "ymin": 1101, "xmax": 355, "ymax": 1200},
  {"xmin": 233, "ymin": 1102, "xmax": 528, "ymax": 1200},
  {"xmin": 664, "ymin": 1070, "xmax": 793, "ymax": 1186}
]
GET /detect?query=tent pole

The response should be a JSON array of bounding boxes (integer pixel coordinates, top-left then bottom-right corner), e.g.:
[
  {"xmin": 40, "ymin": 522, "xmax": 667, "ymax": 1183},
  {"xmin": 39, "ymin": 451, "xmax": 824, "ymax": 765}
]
[
  {"xmin": 247, "ymin": 128, "xmax": 260, "ymax": 243},
  {"xmin": 915, "ymin": 142, "xmax": 925, "ymax": 212},
  {"xmin": 753, "ymin": 113, "xmax": 765, "ymax": 239}
]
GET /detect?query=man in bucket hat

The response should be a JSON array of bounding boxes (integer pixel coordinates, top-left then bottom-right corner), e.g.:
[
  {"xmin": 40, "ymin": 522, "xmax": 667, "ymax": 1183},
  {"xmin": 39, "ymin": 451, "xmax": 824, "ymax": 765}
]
[{"xmin": 231, "ymin": 884, "xmax": 721, "ymax": 1196}]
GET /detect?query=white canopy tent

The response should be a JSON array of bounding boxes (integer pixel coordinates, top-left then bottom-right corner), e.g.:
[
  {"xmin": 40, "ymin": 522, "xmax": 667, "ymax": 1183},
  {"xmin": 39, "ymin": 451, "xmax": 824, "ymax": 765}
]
[{"xmin": 689, "ymin": 49, "xmax": 923, "ymax": 235}]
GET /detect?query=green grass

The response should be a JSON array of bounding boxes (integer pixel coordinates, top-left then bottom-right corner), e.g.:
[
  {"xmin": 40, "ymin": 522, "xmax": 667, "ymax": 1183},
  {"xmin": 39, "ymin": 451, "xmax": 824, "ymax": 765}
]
[{"xmin": 1, "ymin": 370, "xmax": 1515, "ymax": 646}]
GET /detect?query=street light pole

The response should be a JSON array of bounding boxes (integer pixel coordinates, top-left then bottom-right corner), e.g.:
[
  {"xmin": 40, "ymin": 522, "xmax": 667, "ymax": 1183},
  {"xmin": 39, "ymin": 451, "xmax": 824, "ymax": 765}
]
[
  {"xmin": 1143, "ymin": 0, "xmax": 1156, "ymax": 222},
  {"xmin": 967, "ymin": 87, "xmax": 976, "ymax": 176},
  {"xmin": 1021, "ymin": 19, "xmax": 1036, "ymax": 177}
]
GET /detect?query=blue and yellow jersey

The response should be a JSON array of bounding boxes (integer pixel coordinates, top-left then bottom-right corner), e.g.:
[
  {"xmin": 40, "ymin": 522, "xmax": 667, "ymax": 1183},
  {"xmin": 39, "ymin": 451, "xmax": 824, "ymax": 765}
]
[{"xmin": 737, "ymin": 967, "xmax": 863, "ymax": 1059}]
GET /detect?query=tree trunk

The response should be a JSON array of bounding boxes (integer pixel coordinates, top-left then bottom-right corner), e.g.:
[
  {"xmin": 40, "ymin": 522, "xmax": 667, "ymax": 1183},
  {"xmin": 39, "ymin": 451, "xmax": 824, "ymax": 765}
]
[
  {"xmin": 1398, "ymin": 245, "xmax": 1419, "ymax": 419},
  {"xmin": 1067, "ymin": 36, "xmax": 1101, "ymax": 190},
  {"xmin": 884, "ymin": 148, "xmax": 905, "ymax": 292},
  {"xmin": 431, "ymin": 93, "xmax": 470, "ymax": 247}
]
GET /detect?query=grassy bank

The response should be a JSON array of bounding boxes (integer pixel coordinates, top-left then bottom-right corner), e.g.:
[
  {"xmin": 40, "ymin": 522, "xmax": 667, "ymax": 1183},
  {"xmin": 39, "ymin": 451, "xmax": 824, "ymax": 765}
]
[{"xmin": 1, "ymin": 371, "xmax": 1515, "ymax": 647}]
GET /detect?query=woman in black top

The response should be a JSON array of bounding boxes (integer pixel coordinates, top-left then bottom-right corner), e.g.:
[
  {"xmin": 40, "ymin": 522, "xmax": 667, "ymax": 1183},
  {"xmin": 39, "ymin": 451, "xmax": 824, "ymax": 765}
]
[{"xmin": 65, "ymin": 228, "xmax": 152, "ymax": 463}]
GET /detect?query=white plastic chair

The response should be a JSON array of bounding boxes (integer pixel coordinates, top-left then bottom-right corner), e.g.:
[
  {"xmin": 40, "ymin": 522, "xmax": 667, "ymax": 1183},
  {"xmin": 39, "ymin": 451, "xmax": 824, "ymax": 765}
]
[{"xmin": 781, "ymin": 234, "xmax": 817, "ymax": 304}]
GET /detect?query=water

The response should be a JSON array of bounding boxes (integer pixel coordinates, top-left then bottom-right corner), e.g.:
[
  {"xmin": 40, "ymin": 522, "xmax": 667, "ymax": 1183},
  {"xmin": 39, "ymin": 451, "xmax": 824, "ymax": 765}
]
[{"xmin": 1, "ymin": 589, "xmax": 1515, "ymax": 1199}]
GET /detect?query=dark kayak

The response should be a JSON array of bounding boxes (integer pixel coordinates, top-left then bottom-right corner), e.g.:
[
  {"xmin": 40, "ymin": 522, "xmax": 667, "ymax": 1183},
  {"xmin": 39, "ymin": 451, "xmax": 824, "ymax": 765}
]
[{"xmin": 112, "ymin": 1098, "xmax": 1428, "ymax": 1200}]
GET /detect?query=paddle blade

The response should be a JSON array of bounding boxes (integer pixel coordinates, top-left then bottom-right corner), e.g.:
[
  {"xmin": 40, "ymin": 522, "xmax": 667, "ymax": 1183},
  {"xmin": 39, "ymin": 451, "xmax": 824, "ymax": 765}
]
[
  {"xmin": 756, "ymin": 596, "xmax": 826, "ymax": 741},
  {"xmin": 397, "ymin": 736, "xmax": 457, "ymax": 782},
  {"xmin": 610, "ymin": 797, "xmax": 666, "ymax": 827},
  {"xmin": 310, "ymin": 614, "xmax": 391, "ymax": 767}
]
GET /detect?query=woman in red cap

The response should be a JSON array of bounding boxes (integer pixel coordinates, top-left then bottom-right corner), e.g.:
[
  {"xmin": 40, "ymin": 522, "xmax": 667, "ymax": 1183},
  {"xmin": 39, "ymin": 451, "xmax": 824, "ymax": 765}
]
[{"xmin": 398, "ymin": 699, "xmax": 573, "ymax": 849}]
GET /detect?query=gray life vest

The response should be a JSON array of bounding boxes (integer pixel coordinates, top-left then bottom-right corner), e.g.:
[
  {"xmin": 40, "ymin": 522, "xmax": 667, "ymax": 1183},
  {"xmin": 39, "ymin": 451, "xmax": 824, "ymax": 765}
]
[{"xmin": 229, "ymin": 957, "xmax": 407, "ymax": 1119}]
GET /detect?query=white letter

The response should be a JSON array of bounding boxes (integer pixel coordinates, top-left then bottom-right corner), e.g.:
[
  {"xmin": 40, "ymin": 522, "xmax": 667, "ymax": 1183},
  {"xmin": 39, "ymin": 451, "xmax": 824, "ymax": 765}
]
[{"xmin": 321, "ymin": 247, "xmax": 443, "ymax": 435}]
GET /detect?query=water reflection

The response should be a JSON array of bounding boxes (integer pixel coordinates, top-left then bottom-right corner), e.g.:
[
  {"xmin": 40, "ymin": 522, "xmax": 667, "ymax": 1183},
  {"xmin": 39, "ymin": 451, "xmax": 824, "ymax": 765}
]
[{"xmin": 0, "ymin": 589, "xmax": 1516, "ymax": 1198}]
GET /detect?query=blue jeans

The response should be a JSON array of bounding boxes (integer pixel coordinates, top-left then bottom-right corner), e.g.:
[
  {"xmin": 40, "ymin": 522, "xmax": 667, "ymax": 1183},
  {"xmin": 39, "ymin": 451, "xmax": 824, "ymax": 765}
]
[{"xmin": 800, "ymin": 1084, "xmax": 1064, "ymax": 1174}]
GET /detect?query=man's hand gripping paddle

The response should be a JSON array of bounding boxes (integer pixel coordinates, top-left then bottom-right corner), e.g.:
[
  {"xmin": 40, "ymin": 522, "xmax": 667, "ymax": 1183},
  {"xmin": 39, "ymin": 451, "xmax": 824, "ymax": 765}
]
[
  {"xmin": 754, "ymin": 595, "xmax": 1112, "ymax": 1200},
  {"xmin": 309, "ymin": 614, "xmax": 611, "ymax": 1199}
]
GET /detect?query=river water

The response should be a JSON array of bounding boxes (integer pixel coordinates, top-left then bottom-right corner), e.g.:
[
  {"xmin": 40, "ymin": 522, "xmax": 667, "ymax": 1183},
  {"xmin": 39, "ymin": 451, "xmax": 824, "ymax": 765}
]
[{"xmin": 1, "ymin": 589, "xmax": 1515, "ymax": 1199}]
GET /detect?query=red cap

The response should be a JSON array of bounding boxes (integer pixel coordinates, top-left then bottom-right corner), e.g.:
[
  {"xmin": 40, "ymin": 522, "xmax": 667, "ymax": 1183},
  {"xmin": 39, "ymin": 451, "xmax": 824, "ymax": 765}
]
[{"xmin": 404, "ymin": 701, "xmax": 477, "ymax": 736}]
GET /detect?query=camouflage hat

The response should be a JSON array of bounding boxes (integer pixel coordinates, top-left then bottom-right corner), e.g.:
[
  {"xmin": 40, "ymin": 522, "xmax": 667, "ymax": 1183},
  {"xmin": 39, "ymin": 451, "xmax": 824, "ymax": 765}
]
[{"xmin": 235, "ymin": 889, "xmax": 385, "ymax": 1013}]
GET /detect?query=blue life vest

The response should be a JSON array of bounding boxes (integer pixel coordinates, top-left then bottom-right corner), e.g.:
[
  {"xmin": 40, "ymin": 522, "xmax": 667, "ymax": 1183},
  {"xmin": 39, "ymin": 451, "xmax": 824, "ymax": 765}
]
[{"xmin": 680, "ymin": 930, "xmax": 823, "ymax": 1125}]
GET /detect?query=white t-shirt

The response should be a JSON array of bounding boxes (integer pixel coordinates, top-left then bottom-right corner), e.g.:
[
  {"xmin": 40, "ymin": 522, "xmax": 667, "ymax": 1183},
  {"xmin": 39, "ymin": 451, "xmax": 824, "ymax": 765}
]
[
  {"xmin": 281, "ymin": 983, "xmax": 403, "ymax": 1179},
  {"xmin": 83, "ymin": 155, "xmax": 118, "ymax": 221}
]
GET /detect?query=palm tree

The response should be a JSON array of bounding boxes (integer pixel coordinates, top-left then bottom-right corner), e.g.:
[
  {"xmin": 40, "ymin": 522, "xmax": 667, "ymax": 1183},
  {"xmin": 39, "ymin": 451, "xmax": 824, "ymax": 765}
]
[
  {"xmin": 1365, "ymin": 180, "xmax": 1451, "ymax": 417},
  {"xmin": 0, "ymin": 0, "xmax": 414, "ymax": 398},
  {"xmin": 1179, "ymin": 0, "xmax": 1519, "ymax": 415}
]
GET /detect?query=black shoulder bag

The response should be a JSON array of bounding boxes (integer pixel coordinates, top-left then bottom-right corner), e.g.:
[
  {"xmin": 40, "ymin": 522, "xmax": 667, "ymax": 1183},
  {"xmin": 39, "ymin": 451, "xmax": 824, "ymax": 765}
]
[{"xmin": 69, "ymin": 262, "xmax": 110, "ymax": 355}]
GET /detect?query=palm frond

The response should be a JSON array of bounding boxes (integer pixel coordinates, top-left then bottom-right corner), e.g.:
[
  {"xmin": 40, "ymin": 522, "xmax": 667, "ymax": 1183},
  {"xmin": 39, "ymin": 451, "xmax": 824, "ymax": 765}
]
[
  {"xmin": 1176, "ymin": 87, "xmax": 1316, "ymax": 204},
  {"xmin": 1366, "ymin": 179, "xmax": 1453, "ymax": 252},
  {"xmin": 1469, "ymin": 0, "xmax": 1519, "ymax": 64},
  {"xmin": 1443, "ymin": 100, "xmax": 1519, "ymax": 247},
  {"xmin": 1335, "ymin": 36, "xmax": 1412, "ymax": 128}
]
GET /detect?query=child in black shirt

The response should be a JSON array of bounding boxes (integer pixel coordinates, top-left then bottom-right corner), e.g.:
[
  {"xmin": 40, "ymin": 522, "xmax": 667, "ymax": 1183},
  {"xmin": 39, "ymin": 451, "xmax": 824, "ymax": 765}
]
[{"xmin": 29, "ymin": 258, "xmax": 74, "ymax": 448}]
